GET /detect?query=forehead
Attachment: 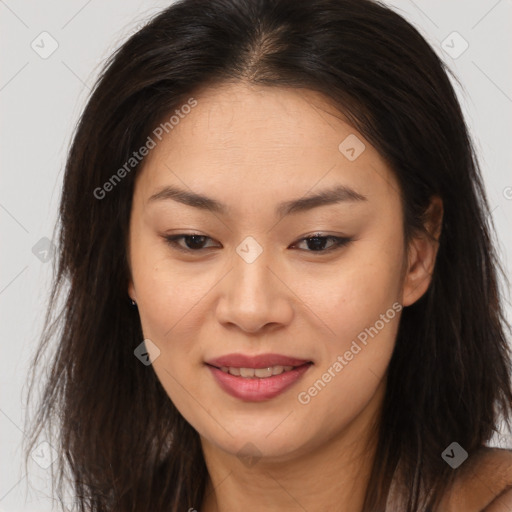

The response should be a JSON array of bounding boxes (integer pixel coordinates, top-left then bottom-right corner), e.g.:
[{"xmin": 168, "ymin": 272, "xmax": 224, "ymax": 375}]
[
  {"xmin": 157, "ymin": 82, "xmax": 361, "ymax": 156},
  {"xmin": 134, "ymin": 82, "xmax": 400, "ymax": 206}
]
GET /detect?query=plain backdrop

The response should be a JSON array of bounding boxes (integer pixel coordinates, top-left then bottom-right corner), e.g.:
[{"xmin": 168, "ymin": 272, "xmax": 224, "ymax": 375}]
[{"xmin": 1, "ymin": 1, "xmax": 512, "ymax": 510}]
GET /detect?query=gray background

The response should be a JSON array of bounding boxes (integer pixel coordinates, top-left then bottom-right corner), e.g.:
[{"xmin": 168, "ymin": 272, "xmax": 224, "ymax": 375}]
[{"xmin": 1, "ymin": 1, "xmax": 511, "ymax": 510}]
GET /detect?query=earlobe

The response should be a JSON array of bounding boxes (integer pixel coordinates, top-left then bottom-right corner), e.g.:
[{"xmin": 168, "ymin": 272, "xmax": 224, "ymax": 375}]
[
  {"xmin": 401, "ymin": 196, "xmax": 443, "ymax": 307},
  {"xmin": 401, "ymin": 238, "xmax": 436, "ymax": 307}
]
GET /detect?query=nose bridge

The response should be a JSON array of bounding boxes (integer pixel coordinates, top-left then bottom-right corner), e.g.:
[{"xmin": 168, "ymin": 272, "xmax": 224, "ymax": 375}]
[
  {"xmin": 232, "ymin": 235, "xmax": 277, "ymax": 303},
  {"xmin": 235, "ymin": 242, "xmax": 272, "ymax": 294},
  {"xmin": 215, "ymin": 235, "xmax": 293, "ymax": 331}
]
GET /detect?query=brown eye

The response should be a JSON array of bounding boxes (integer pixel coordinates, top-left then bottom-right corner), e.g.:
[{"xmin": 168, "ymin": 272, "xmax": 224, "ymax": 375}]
[
  {"xmin": 291, "ymin": 234, "xmax": 352, "ymax": 253},
  {"xmin": 164, "ymin": 234, "xmax": 219, "ymax": 252}
]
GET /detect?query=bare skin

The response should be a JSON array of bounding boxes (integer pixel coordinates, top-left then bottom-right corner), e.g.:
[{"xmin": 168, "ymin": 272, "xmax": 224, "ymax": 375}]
[
  {"xmin": 127, "ymin": 80, "xmax": 457, "ymax": 512},
  {"xmin": 439, "ymin": 447, "xmax": 512, "ymax": 512}
]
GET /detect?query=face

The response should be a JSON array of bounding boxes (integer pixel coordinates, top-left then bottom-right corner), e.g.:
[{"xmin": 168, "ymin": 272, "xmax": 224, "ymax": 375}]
[{"xmin": 127, "ymin": 82, "xmax": 437, "ymax": 462}]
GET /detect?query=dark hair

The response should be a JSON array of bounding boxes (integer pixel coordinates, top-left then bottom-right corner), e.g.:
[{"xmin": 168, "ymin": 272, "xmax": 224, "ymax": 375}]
[{"xmin": 24, "ymin": 0, "xmax": 512, "ymax": 511}]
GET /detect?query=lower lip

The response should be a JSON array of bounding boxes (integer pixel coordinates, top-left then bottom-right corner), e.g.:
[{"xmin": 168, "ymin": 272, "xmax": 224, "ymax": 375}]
[{"xmin": 206, "ymin": 363, "xmax": 313, "ymax": 402}]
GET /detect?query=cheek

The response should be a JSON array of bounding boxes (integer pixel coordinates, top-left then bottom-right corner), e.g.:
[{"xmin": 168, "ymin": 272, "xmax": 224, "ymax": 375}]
[
  {"xmin": 131, "ymin": 251, "xmax": 211, "ymax": 419},
  {"xmin": 136, "ymin": 268, "xmax": 207, "ymax": 345},
  {"xmin": 130, "ymin": 229, "xmax": 209, "ymax": 338},
  {"xmin": 293, "ymin": 254, "xmax": 402, "ymax": 441},
  {"xmin": 290, "ymin": 235, "xmax": 404, "ymax": 423},
  {"xmin": 297, "ymin": 234, "xmax": 404, "ymax": 349}
]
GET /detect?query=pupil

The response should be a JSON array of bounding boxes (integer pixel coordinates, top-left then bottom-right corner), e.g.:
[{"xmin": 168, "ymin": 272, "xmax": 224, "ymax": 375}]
[
  {"xmin": 187, "ymin": 235, "xmax": 206, "ymax": 249},
  {"xmin": 308, "ymin": 236, "xmax": 327, "ymax": 251}
]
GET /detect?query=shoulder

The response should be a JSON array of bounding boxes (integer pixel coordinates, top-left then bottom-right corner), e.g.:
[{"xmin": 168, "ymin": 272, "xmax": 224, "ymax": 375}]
[{"xmin": 439, "ymin": 446, "xmax": 512, "ymax": 512}]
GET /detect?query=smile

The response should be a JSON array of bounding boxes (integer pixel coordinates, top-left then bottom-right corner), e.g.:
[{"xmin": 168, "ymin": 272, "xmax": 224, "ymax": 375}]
[
  {"xmin": 206, "ymin": 362, "xmax": 313, "ymax": 401},
  {"xmin": 218, "ymin": 365, "xmax": 296, "ymax": 378}
]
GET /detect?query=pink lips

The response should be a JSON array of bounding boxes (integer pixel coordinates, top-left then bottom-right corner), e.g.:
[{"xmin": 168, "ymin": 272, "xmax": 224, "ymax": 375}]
[{"xmin": 205, "ymin": 353, "xmax": 313, "ymax": 402}]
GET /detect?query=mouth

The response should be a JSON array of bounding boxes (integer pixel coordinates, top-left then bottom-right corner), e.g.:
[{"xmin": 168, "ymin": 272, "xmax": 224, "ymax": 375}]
[
  {"xmin": 205, "ymin": 352, "xmax": 313, "ymax": 370},
  {"xmin": 206, "ymin": 362, "xmax": 313, "ymax": 378},
  {"xmin": 204, "ymin": 357, "xmax": 314, "ymax": 402}
]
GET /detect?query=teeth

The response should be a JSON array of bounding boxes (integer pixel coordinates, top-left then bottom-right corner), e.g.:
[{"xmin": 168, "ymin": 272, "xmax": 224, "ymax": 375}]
[
  {"xmin": 219, "ymin": 365, "xmax": 295, "ymax": 378},
  {"xmin": 240, "ymin": 367, "xmax": 255, "ymax": 378}
]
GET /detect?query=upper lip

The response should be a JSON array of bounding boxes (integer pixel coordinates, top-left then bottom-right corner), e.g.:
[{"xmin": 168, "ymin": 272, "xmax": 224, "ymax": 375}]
[{"xmin": 206, "ymin": 353, "xmax": 313, "ymax": 369}]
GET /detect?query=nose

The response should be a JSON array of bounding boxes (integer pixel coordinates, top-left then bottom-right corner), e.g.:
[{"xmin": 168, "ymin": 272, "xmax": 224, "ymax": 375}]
[{"xmin": 214, "ymin": 246, "xmax": 294, "ymax": 334}]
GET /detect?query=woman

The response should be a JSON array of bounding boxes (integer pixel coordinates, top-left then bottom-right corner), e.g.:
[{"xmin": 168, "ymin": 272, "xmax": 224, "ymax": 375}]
[{"xmin": 24, "ymin": 0, "xmax": 512, "ymax": 510}]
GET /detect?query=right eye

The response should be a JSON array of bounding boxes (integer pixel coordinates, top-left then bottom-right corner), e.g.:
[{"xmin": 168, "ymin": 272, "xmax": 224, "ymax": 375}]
[{"xmin": 163, "ymin": 233, "xmax": 220, "ymax": 253}]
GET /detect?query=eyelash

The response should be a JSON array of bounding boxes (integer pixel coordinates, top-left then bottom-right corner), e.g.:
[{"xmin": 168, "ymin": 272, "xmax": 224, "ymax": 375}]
[{"xmin": 163, "ymin": 233, "xmax": 352, "ymax": 255}]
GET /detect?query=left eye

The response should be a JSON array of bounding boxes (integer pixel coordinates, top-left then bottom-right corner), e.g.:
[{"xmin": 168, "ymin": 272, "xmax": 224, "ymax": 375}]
[
  {"xmin": 292, "ymin": 234, "xmax": 352, "ymax": 252},
  {"xmin": 163, "ymin": 233, "xmax": 352, "ymax": 253}
]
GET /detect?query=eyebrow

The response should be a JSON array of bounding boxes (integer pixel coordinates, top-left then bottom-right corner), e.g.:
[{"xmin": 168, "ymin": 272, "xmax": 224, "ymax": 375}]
[{"xmin": 148, "ymin": 184, "xmax": 367, "ymax": 217}]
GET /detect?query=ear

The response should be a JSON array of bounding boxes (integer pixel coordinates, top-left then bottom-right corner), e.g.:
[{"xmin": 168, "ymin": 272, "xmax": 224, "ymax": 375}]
[{"xmin": 401, "ymin": 195, "xmax": 443, "ymax": 307}]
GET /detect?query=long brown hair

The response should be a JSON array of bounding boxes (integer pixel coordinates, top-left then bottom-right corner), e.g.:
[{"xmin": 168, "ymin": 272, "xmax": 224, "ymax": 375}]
[{"xmin": 24, "ymin": 0, "xmax": 512, "ymax": 510}]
